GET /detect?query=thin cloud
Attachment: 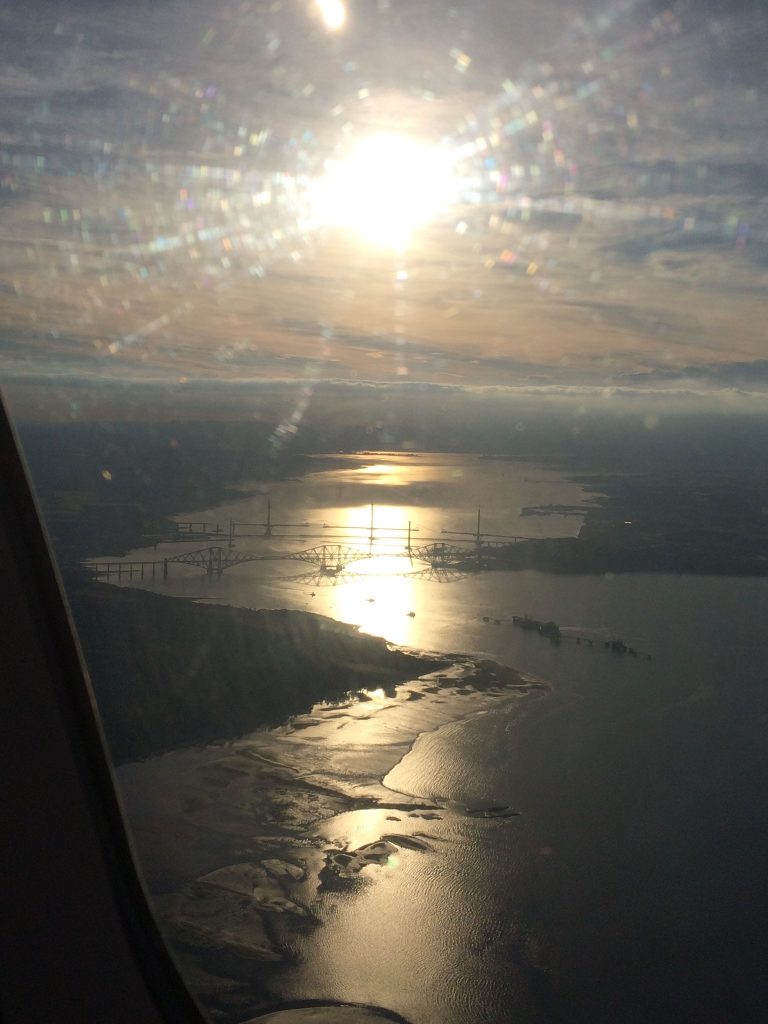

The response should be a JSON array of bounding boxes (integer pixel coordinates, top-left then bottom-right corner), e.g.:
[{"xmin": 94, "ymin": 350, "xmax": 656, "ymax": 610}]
[{"xmin": 0, "ymin": 0, "xmax": 766, "ymax": 414}]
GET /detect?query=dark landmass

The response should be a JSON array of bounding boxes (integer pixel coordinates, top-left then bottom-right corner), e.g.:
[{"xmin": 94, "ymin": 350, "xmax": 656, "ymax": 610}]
[
  {"xmin": 473, "ymin": 530, "xmax": 768, "ymax": 576},
  {"xmin": 16, "ymin": 420, "xmax": 349, "ymax": 569},
  {"xmin": 474, "ymin": 462, "xmax": 768, "ymax": 575},
  {"xmin": 69, "ymin": 583, "xmax": 447, "ymax": 764},
  {"xmin": 573, "ymin": 469, "xmax": 768, "ymax": 574}
]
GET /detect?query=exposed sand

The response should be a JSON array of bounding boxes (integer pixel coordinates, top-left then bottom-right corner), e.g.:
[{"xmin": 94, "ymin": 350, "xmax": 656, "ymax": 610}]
[{"xmin": 117, "ymin": 655, "xmax": 548, "ymax": 1022}]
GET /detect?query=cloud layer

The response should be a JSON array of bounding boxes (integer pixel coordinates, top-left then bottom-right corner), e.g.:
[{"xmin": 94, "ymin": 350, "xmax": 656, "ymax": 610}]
[{"xmin": 1, "ymin": 0, "xmax": 767, "ymax": 413}]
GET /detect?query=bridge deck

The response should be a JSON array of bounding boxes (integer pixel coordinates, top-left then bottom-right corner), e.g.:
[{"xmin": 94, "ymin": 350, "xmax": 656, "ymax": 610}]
[{"xmin": 87, "ymin": 534, "xmax": 528, "ymax": 579}]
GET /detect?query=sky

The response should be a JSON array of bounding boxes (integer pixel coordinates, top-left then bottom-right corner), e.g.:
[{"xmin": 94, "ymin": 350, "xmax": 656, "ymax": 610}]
[{"xmin": 0, "ymin": 0, "xmax": 766, "ymax": 420}]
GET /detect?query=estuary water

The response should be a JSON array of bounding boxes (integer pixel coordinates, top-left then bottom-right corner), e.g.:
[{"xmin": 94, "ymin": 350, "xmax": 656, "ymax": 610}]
[
  {"xmin": 272, "ymin": 570, "xmax": 768, "ymax": 1024},
  {"xmin": 110, "ymin": 453, "xmax": 768, "ymax": 1023}
]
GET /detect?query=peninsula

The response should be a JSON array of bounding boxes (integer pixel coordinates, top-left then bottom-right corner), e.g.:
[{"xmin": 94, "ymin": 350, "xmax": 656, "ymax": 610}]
[{"xmin": 70, "ymin": 583, "xmax": 449, "ymax": 764}]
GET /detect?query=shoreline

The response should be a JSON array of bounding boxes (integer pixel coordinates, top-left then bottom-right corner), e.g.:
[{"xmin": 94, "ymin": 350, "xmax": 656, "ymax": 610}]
[
  {"xmin": 116, "ymin": 650, "xmax": 548, "ymax": 1022},
  {"xmin": 69, "ymin": 582, "xmax": 451, "ymax": 764}
]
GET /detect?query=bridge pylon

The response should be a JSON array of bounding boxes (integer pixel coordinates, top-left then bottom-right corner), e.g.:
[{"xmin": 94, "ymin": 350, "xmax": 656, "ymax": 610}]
[{"xmin": 207, "ymin": 546, "xmax": 223, "ymax": 576}]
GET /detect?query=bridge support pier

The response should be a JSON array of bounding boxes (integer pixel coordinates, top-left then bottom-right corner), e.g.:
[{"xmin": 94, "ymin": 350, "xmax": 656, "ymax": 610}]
[{"xmin": 206, "ymin": 547, "xmax": 223, "ymax": 576}]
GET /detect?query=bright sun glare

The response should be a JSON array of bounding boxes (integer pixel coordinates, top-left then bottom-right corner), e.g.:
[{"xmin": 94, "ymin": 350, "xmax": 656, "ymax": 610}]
[
  {"xmin": 315, "ymin": 0, "xmax": 346, "ymax": 32},
  {"xmin": 311, "ymin": 134, "xmax": 458, "ymax": 250}
]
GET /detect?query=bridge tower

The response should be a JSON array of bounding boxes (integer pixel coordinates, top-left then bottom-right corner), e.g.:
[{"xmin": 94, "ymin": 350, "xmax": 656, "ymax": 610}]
[
  {"xmin": 264, "ymin": 499, "xmax": 272, "ymax": 537},
  {"xmin": 207, "ymin": 547, "xmax": 223, "ymax": 576},
  {"xmin": 319, "ymin": 544, "xmax": 343, "ymax": 576}
]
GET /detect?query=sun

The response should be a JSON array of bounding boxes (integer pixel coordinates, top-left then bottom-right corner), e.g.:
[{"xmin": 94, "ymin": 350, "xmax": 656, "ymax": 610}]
[
  {"xmin": 315, "ymin": 0, "xmax": 346, "ymax": 32},
  {"xmin": 311, "ymin": 133, "xmax": 458, "ymax": 251}
]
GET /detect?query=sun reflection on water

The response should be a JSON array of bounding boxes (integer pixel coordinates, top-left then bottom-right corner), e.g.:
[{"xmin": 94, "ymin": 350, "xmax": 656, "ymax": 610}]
[
  {"xmin": 334, "ymin": 558, "xmax": 417, "ymax": 646},
  {"xmin": 354, "ymin": 463, "xmax": 409, "ymax": 485},
  {"xmin": 330, "ymin": 503, "xmax": 419, "ymax": 646}
]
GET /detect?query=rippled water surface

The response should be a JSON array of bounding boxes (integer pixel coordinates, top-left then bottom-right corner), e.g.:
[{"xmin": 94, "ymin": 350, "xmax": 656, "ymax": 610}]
[{"xmin": 115, "ymin": 454, "xmax": 768, "ymax": 1023}]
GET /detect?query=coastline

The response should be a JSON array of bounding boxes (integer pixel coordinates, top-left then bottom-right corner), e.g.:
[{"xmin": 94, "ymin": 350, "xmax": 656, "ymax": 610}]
[
  {"xmin": 69, "ymin": 582, "xmax": 450, "ymax": 764},
  {"xmin": 114, "ymin": 637, "xmax": 548, "ymax": 1022}
]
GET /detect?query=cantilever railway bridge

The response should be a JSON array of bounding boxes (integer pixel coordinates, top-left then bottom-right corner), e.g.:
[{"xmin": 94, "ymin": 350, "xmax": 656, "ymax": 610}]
[{"xmin": 88, "ymin": 540, "xmax": 479, "ymax": 581}]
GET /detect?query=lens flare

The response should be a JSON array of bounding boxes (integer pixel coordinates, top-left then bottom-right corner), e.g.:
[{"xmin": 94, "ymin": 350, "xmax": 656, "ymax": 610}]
[{"xmin": 311, "ymin": 133, "xmax": 458, "ymax": 250}]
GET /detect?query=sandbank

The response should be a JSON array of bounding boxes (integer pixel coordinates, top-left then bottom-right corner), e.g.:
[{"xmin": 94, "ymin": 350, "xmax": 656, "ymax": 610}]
[{"xmin": 116, "ymin": 648, "xmax": 547, "ymax": 1022}]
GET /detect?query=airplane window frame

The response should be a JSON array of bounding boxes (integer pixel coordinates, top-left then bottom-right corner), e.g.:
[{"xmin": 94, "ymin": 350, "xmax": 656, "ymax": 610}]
[{"xmin": 0, "ymin": 392, "xmax": 211, "ymax": 1024}]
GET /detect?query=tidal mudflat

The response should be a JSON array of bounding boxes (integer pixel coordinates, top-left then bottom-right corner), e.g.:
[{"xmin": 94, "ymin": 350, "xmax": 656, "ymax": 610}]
[{"xmin": 117, "ymin": 653, "xmax": 546, "ymax": 1022}]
